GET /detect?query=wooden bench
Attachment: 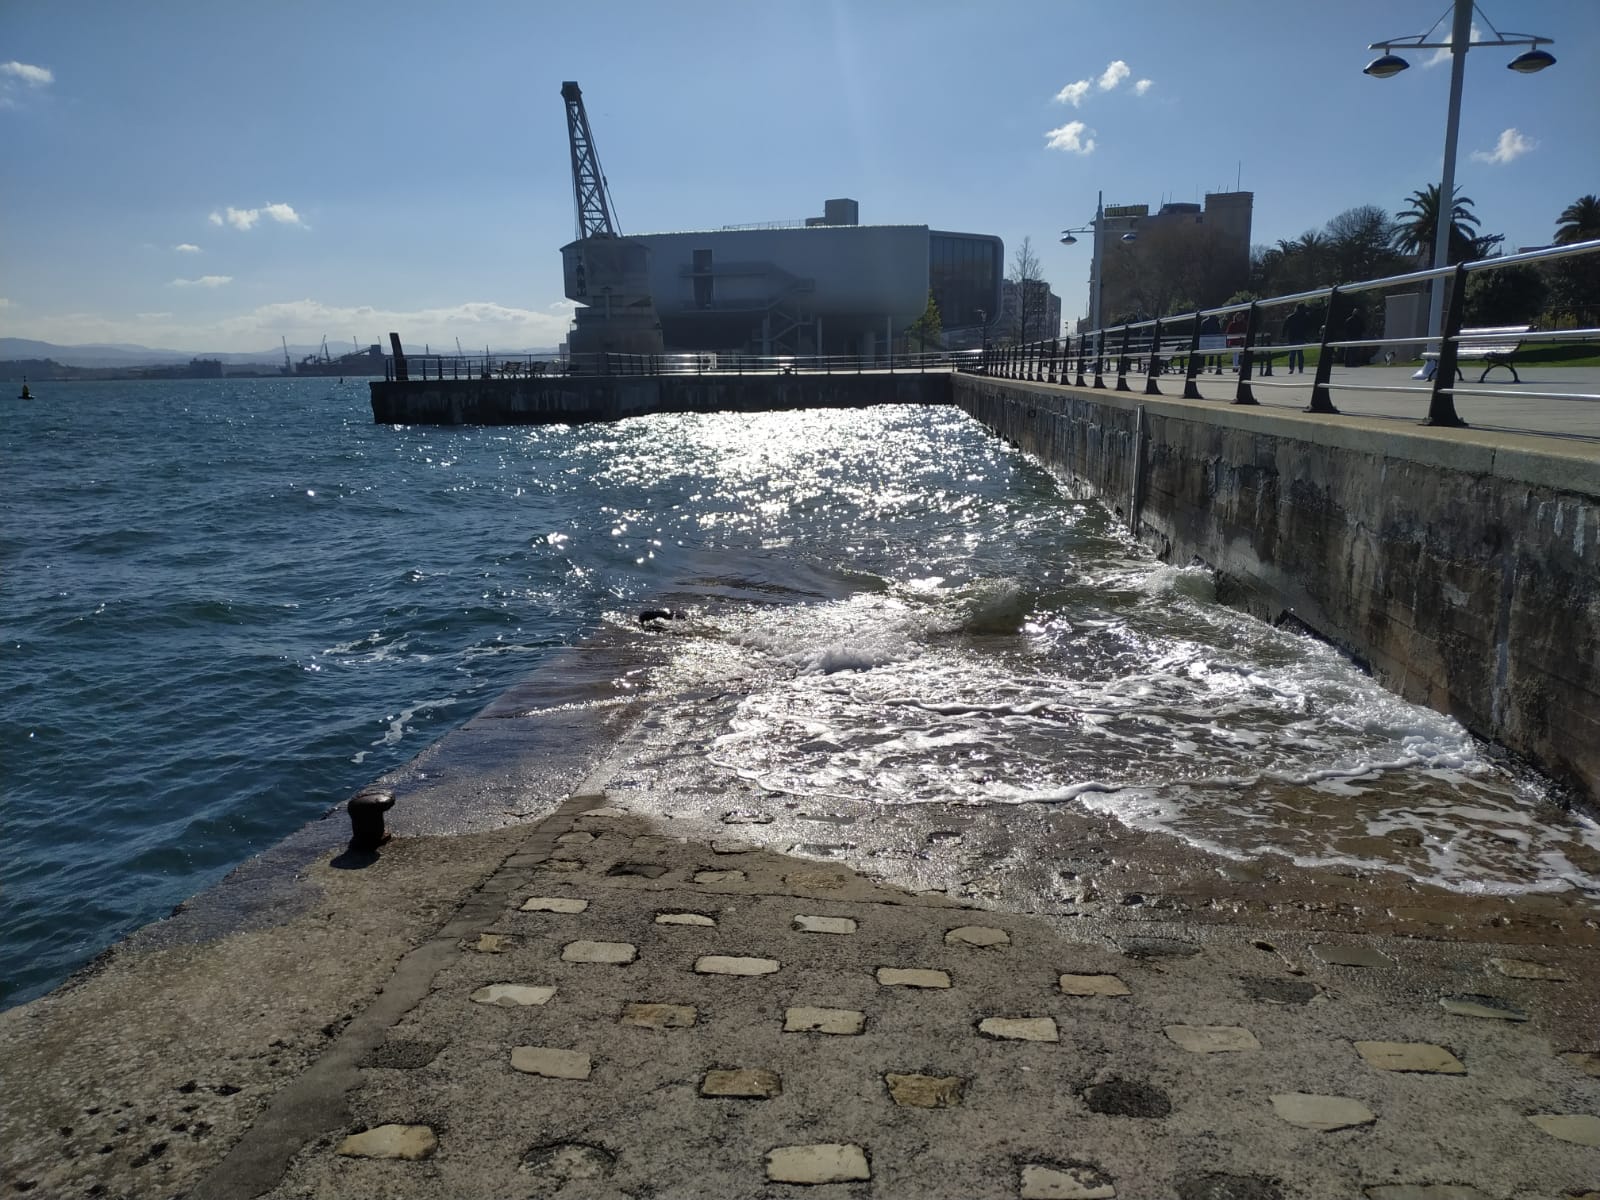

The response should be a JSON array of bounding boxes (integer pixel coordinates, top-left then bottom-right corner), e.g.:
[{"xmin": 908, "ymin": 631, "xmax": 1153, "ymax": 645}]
[{"xmin": 1423, "ymin": 324, "xmax": 1531, "ymax": 383}]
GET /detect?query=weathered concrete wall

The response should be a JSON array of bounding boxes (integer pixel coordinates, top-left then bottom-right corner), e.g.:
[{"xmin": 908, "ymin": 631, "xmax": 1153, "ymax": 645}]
[
  {"xmin": 954, "ymin": 374, "xmax": 1600, "ymax": 808},
  {"xmin": 370, "ymin": 372, "xmax": 952, "ymax": 425}
]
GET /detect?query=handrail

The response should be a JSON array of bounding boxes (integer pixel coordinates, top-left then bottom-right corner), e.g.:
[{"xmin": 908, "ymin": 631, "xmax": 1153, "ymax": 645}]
[{"xmin": 971, "ymin": 237, "xmax": 1600, "ymax": 432}]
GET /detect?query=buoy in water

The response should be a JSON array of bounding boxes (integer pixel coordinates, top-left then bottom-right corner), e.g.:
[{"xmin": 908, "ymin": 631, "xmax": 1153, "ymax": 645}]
[{"xmin": 18, "ymin": 377, "xmax": 31, "ymax": 400}]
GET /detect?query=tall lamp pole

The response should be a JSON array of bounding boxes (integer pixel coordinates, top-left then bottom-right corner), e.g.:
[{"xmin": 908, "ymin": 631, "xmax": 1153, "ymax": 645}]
[
  {"xmin": 1365, "ymin": 0, "xmax": 1555, "ymax": 375},
  {"xmin": 1061, "ymin": 190, "xmax": 1107, "ymax": 349}
]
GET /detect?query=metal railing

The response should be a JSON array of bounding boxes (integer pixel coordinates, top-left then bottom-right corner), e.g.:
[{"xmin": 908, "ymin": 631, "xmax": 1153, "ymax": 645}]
[
  {"xmin": 385, "ymin": 348, "xmax": 981, "ymax": 382},
  {"xmin": 968, "ymin": 238, "xmax": 1600, "ymax": 429}
]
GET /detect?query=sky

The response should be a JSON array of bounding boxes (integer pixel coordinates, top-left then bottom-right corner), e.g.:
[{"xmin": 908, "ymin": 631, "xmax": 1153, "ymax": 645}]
[{"xmin": 2, "ymin": 0, "xmax": 1596, "ymax": 354}]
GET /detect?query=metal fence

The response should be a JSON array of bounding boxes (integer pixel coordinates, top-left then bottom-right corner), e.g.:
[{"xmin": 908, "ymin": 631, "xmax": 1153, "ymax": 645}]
[
  {"xmin": 969, "ymin": 238, "xmax": 1600, "ymax": 429},
  {"xmin": 385, "ymin": 348, "xmax": 981, "ymax": 383}
]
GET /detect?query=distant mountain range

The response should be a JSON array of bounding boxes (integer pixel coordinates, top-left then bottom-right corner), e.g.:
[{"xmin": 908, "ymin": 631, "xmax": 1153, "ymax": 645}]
[{"xmin": 0, "ymin": 338, "xmax": 560, "ymax": 368}]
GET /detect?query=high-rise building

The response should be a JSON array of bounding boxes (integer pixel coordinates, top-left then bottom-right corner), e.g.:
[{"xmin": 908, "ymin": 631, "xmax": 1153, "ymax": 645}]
[{"xmin": 1090, "ymin": 192, "xmax": 1253, "ymax": 325}]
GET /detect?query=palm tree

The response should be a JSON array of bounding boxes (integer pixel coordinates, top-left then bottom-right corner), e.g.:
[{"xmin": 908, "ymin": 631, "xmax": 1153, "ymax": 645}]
[
  {"xmin": 1554, "ymin": 196, "xmax": 1600, "ymax": 245},
  {"xmin": 1393, "ymin": 185, "xmax": 1482, "ymax": 266}
]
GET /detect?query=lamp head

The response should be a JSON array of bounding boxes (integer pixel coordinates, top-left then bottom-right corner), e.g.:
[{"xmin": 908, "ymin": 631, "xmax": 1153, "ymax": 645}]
[
  {"xmin": 1363, "ymin": 52, "xmax": 1410, "ymax": 78},
  {"xmin": 1121, "ymin": 233, "xmax": 1138, "ymax": 243},
  {"xmin": 1059, "ymin": 232, "xmax": 1079, "ymax": 246},
  {"xmin": 1507, "ymin": 48, "xmax": 1555, "ymax": 73}
]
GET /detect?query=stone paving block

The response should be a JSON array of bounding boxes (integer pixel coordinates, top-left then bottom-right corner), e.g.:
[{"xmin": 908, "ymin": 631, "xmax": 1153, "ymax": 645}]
[
  {"xmin": 784, "ymin": 1006, "xmax": 865, "ymax": 1035},
  {"xmin": 620, "ymin": 1002, "xmax": 696, "ymax": 1030},
  {"xmin": 712, "ymin": 839, "xmax": 758, "ymax": 853},
  {"xmin": 701, "ymin": 1068, "xmax": 782, "ymax": 1099},
  {"xmin": 1488, "ymin": 957, "xmax": 1569, "ymax": 981},
  {"xmin": 335, "ymin": 1124, "xmax": 438, "ymax": 1160},
  {"xmin": 794, "ymin": 914, "xmax": 857, "ymax": 935},
  {"xmin": 470, "ymin": 983, "xmax": 555, "ymax": 1007},
  {"xmin": 945, "ymin": 924, "xmax": 1010, "ymax": 947},
  {"xmin": 1525, "ymin": 1113, "xmax": 1600, "ymax": 1146},
  {"xmin": 522, "ymin": 1141, "xmax": 616, "ymax": 1183},
  {"xmin": 877, "ymin": 967, "xmax": 951, "ymax": 989},
  {"xmin": 885, "ymin": 1072, "xmax": 964, "ymax": 1108},
  {"xmin": 1021, "ymin": 1162, "xmax": 1117, "ymax": 1198},
  {"xmin": 562, "ymin": 940, "xmax": 638, "ymax": 965},
  {"xmin": 1165, "ymin": 1025, "xmax": 1261, "ymax": 1053},
  {"xmin": 655, "ymin": 912, "xmax": 716, "ymax": 927},
  {"xmin": 510, "ymin": 1046, "xmax": 592, "ymax": 1080},
  {"xmin": 556, "ymin": 831, "xmax": 595, "ymax": 845},
  {"xmin": 1354, "ymin": 1041, "xmax": 1466, "ymax": 1074},
  {"xmin": 695, "ymin": 869, "xmax": 746, "ymax": 884},
  {"xmin": 520, "ymin": 896, "xmax": 589, "ymax": 913},
  {"xmin": 578, "ymin": 806, "xmax": 629, "ymax": 819},
  {"xmin": 695, "ymin": 955, "xmax": 780, "ymax": 976},
  {"xmin": 607, "ymin": 861, "xmax": 668, "ymax": 879},
  {"xmin": 1269, "ymin": 1092, "xmax": 1377, "ymax": 1131},
  {"xmin": 543, "ymin": 859, "xmax": 584, "ymax": 872},
  {"xmin": 979, "ymin": 1016, "xmax": 1059, "ymax": 1042},
  {"xmin": 1312, "ymin": 944, "xmax": 1394, "ymax": 969},
  {"xmin": 765, "ymin": 1143, "xmax": 871, "ymax": 1184},
  {"xmin": 1059, "ymin": 973, "xmax": 1131, "ymax": 997},
  {"xmin": 1438, "ymin": 994, "xmax": 1528, "ymax": 1021},
  {"xmin": 1364, "ymin": 1187, "xmax": 1486, "ymax": 1200},
  {"xmin": 467, "ymin": 933, "xmax": 509, "ymax": 953}
]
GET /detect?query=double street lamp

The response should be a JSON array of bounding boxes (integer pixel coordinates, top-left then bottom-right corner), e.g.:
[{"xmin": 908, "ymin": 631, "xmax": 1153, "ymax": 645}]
[
  {"xmin": 1364, "ymin": 0, "xmax": 1555, "ymax": 373},
  {"xmin": 1060, "ymin": 190, "xmax": 1137, "ymax": 344}
]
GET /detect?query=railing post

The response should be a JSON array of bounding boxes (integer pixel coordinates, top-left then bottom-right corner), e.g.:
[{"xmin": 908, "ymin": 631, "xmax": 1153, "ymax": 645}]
[
  {"xmin": 1092, "ymin": 331, "xmax": 1106, "ymax": 389},
  {"xmin": 1076, "ymin": 335, "xmax": 1088, "ymax": 388},
  {"xmin": 1425, "ymin": 264, "xmax": 1471, "ymax": 428},
  {"xmin": 1115, "ymin": 326, "xmax": 1133, "ymax": 392},
  {"xmin": 1306, "ymin": 289, "xmax": 1343, "ymax": 414},
  {"xmin": 1143, "ymin": 319, "xmax": 1163, "ymax": 396},
  {"xmin": 1232, "ymin": 303, "xmax": 1261, "ymax": 405},
  {"xmin": 1182, "ymin": 311, "xmax": 1204, "ymax": 399}
]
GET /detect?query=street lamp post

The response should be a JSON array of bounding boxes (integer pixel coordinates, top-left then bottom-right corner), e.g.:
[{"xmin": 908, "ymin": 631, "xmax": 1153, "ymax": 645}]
[{"xmin": 1365, "ymin": 0, "xmax": 1555, "ymax": 376}]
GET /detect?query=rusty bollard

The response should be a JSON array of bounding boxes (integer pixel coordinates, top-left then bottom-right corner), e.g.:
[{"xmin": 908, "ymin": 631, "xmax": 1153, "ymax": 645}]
[{"xmin": 348, "ymin": 788, "xmax": 397, "ymax": 850}]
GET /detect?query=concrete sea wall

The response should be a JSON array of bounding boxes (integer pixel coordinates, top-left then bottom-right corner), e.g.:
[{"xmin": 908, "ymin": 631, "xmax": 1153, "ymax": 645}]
[
  {"xmin": 370, "ymin": 372, "xmax": 949, "ymax": 425},
  {"xmin": 953, "ymin": 374, "xmax": 1600, "ymax": 808}
]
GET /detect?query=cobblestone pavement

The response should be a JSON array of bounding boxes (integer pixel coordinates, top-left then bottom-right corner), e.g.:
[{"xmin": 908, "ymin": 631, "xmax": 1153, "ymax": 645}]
[{"xmin": 246, "ymin": 794, "xmax": 1599, "ymax": 1200}]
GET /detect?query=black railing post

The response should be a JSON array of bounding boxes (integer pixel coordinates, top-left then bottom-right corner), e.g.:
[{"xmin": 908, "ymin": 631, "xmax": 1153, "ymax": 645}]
[
  {"xmin": 1075, "ymin": 335, "xmax": 1088, "ymax": 387},
  {"xmin": 1144, "ymin": 319, "xmax": 1163, "ymax": 396},
  {"xmin": 1306, "ymin": 289, "xmax": 1343, "ymax": 414},
  {"xmin": 1115, "ymin": 326, "xmax": 1133, "ymax": 392},
  {"xmin": 1233, "ymin": 303, "xmax": 1261, "ymax": 405},
  {"xmin": 1183, "ymin": 311, "xmax": 1204, "ymax": 399},
  {"xmin": 1425, "ymin": 264, "xmax": 1471, "ymax": 427},
  {"xmin": 1092, "ymin": 331, "xmax": 1106, "ymax": 389}
]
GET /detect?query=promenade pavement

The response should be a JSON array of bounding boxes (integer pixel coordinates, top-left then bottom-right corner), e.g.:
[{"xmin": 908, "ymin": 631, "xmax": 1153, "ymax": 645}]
[{"xmin": 1128, "ymin": 365, "xmax": 1600, "ymax": 445}]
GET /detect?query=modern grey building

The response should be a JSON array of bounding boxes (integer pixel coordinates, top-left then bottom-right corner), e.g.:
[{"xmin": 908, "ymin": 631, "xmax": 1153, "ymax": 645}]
[{"xmin": 620, "ymin": 199, "xmax": 1003, "ymax": 357}]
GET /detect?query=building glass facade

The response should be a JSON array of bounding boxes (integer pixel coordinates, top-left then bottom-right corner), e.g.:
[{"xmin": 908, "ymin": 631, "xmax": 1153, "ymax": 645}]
[{"xmin": 929, "ymin": 232, "xmax": 1003, "ymax": 329}]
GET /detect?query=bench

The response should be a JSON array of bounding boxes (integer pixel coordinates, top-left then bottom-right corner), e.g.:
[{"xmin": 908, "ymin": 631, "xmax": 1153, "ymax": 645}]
[{"xmin": 1423, "ymin": 325, "xmax": 1531, "ymax": 383}]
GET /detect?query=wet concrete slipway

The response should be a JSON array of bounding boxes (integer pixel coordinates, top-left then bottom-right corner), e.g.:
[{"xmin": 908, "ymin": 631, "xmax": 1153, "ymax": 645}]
[{"xmin": 4, "ymin": 619, "xmax": 1598, "ymax": 1200}]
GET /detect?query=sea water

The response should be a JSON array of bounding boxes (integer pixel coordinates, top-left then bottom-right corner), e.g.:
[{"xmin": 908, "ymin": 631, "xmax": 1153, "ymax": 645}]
[{"xmin": 3, "ymin": 379, "xmax": 1594, "ymax": 1008}]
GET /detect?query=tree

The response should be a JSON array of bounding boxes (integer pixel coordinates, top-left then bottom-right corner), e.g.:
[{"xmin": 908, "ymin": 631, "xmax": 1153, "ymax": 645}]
[
  {"xmin": 1007, "ymin": 236, "xmax": 1046, "ymax": 343},
  {"xmin": 1464, "ymin": 264, "xmax": 1547, "ymax": 327},
  {"xmin": 1554, "ymin": 195, "xmax": 1600, "ymax": 245},
  {"xmin": 1324, "ymin": 205, "xmax": 1406, "ymax": 283},
  {"xmin": 904, "ymin": 291, "xmax": 943, "ymax": 351},
  {"xmin": 1393, "ymin": 185, "xmax": 1487, "ymax": 267}
]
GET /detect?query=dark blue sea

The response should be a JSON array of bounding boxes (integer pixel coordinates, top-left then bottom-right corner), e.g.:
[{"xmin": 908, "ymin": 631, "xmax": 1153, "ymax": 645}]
[{"xmin": 4, "ymin": 378, "xmax": 1594, "ymax": 1008}]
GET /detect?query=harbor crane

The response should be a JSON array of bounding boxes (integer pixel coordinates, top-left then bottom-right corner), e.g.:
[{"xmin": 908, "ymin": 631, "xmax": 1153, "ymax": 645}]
[{"xmin": 558, "ymin": 81, "xmax": 663, "ymax": 355}]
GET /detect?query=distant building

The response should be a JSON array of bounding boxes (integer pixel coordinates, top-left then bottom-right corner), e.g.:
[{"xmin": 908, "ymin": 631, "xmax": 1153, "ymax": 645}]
[
  {"xmin": 999, "ymin": 278, "xmax": 1062, "ymax": 343},
  {"xmin": 616, "ymin": 199, "xmax": 1003, "ymax": 357},
  {"xmin": 1092, "ymin": 192, "xmax": 1253, "ymax": 324}
]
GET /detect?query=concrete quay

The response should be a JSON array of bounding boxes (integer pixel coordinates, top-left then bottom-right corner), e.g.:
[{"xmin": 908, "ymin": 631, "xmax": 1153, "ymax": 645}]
[{"xmin": 3, "ymin": 676, "xmax": 1599, "ymax": 1199}]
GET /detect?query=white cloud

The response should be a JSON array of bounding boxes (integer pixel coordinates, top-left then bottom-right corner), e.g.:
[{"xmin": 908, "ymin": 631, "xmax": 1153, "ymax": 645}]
[
  {"xmin": 1045, "ymin": 121, "xmax": 1097, "ymax": 155},
  {"xmin": 1, "ymin": 61, "xmax": 53, "ymax": 87},
  {"xmin": 136, "ymin": 311, "xmax": 173, "ymax": 320},
  {"xmin": 1425, "ymin": 24, "xmax": 1480, "ymax": 68},
  {"xmin": 0, "ymin": 297, "xmax": 12, "ymax": 308},
  {"xmin": 209, "ymin": 203, "xmax": 306, "ymax": 232},
  {"xmin": 1098, "ymin": 60, "xmax": 1130, "ymax": 91},
  {"xmin": 1471, "ymin": 127, "xmax": 1535, "ymax": 165},
  {"xmin": 1054, "ymin": 79, "xmax": 1091, "ymax": 107},
  {"xmin": 174, "ymin": 243, "xmax": 202, "ymax": 254},
  {"xmin": 1134, "ymin": 79, "xmax": 1153, "ymax": 96},
  {"xmin": 171, "ymin": 275, "xmax": 233, "ymax": 288},
  {"xmin": 261, "ymin": 202, "xmax": 303, "ymax": 226}
]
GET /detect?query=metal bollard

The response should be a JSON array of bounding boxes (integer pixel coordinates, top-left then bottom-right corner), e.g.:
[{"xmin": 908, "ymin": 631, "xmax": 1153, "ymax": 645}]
[{"xmin": 348, "ymin": 788, "xmax": 397, "ymax": 850}]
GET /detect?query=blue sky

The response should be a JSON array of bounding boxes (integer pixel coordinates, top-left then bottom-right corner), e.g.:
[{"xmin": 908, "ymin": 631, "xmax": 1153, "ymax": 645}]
[{"xmin": 2, "ymin": 0, "xmax": 1595, "ymax": 353}]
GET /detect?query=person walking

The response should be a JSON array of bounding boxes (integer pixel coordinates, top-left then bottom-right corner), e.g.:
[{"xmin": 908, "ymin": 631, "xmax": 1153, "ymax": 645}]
[
  {"xmin": 1226, "ymin": 311, "xmax": 1248, "ymax": 372},
  {"xmin": 1201, "ymin": 313, "xmax": 1223, "ymax": 374},
  {"xmin": 1282, "ymin": 303, "xmax": 1312, "ymax": 374}
]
